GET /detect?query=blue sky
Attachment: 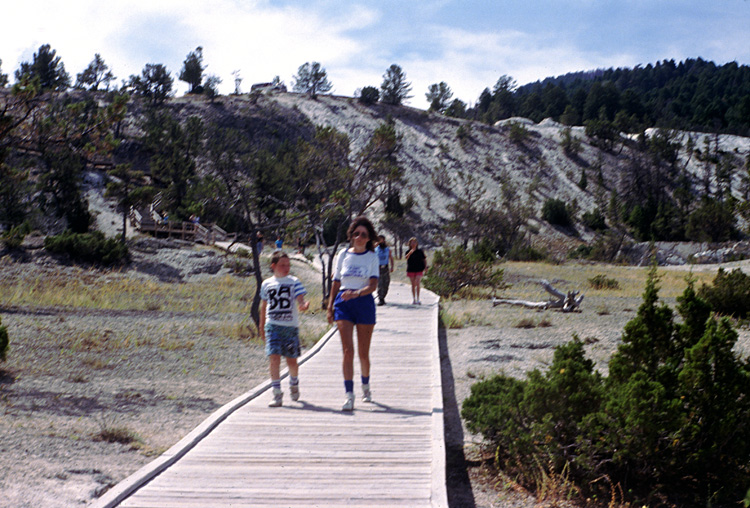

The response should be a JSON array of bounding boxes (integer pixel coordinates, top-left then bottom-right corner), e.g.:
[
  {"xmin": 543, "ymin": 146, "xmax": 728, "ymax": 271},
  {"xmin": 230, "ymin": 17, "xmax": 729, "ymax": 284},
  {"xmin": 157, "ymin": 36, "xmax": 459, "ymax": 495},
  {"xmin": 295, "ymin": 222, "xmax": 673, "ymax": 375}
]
[{"xmin": 2, "ymin": 0, "xmax": 749, "ymax": 109}]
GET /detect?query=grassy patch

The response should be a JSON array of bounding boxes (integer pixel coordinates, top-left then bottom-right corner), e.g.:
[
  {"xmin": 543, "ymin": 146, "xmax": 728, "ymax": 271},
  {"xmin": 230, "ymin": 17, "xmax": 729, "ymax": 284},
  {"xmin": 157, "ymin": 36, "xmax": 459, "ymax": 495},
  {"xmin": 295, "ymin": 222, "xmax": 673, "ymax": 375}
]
[
  {"xmin": 588, "ymin": 274, "xmax": 620, "ymax": 290},
  {"xmin": 514, "ymin": 318, "xmax": 537, "ymax": 329},
  {"xmin": 92, "ymin": 416, "xmax": 143, "ymax": 446}
]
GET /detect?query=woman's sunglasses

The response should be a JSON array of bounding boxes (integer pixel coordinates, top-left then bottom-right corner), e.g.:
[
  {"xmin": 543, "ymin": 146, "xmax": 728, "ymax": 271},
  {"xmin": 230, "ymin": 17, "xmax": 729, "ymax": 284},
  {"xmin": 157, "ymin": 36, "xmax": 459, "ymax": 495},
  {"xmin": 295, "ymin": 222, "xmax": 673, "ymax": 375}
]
[{"xmin": 352, "ymin": 231, "xmax": 369, "ymax": 239}]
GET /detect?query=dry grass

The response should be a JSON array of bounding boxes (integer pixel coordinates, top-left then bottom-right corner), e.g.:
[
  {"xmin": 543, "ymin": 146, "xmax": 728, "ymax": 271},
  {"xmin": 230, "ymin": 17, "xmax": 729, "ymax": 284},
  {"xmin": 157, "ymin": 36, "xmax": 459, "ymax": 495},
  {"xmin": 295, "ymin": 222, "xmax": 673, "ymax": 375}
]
[
  {"xmin": 0, "ymin": 253, "xmax": 329, "ymax": 350},
  {"xmin": 0, "ymin": 270, "xmax": 256, "ymax": 313},
  {"xmin": 434, "ymin": 261, "xmax": 718, "ymax": 331}
]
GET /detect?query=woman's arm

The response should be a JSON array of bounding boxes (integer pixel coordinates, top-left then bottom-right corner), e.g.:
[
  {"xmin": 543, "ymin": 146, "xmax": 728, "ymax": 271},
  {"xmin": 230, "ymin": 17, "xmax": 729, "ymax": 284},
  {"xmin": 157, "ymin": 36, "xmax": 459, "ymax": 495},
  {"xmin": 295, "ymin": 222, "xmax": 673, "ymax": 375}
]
[
  {"xmin": 327, "ymin": 280, "xmax": 341, "ymax": 323},
  {"xmin": 359, "ymin": 277, "xmax": 378, "ymax": 297},
  {"xmin": 340, "ymin": 278, "xmax": 376, "ymax": 301}
]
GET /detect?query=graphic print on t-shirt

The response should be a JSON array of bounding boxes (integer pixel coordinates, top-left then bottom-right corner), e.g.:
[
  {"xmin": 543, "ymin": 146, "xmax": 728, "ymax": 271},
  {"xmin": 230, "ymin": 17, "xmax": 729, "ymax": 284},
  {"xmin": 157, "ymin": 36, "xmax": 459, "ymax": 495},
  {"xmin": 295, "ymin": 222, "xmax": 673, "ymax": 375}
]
[
  {"xmin": 267, "ymin": 284, "xmax": 293, "ymax": 322},
  {"xmin": 342, "ymin": 265, "xmax": 366, "ymax": 279}
]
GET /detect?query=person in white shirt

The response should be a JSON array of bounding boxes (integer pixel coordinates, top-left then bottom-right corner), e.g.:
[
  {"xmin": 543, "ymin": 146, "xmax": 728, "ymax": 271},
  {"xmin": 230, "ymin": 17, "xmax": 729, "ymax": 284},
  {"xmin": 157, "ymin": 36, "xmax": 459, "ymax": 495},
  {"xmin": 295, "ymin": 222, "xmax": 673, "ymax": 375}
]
[
  {"xmin": 327, "ymin": 216, "xmax": 379, "ymax": 411},
  {"xmin": 260, "ymin": 252, "xmax": 309, "ymax": 407}
]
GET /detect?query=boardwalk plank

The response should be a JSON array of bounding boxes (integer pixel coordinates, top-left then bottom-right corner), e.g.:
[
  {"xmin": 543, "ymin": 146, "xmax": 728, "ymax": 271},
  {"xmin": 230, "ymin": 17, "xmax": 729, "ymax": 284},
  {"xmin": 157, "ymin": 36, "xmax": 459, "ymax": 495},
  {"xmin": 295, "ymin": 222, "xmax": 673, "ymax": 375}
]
[{"xmin": 95, "ymin": 283, "xmax": 446, "ymax": 508}]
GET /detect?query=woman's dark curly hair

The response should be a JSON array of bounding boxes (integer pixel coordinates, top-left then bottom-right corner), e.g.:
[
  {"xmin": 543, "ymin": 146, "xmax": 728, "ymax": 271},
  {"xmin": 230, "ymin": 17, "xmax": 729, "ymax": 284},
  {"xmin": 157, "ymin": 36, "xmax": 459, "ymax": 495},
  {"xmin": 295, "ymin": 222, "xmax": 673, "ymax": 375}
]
[{"xmin": 347, "ymin": 216, "xmax": 378, "ymax": 252}]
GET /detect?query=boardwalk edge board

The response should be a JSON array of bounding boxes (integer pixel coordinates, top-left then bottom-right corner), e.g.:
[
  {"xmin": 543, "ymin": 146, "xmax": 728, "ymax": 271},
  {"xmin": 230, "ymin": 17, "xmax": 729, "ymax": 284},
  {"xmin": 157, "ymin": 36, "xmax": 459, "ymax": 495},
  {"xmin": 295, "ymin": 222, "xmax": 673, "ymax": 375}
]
[{"xmin": 429, "ymin": 294, "xmax": 449, "ymax": 508}]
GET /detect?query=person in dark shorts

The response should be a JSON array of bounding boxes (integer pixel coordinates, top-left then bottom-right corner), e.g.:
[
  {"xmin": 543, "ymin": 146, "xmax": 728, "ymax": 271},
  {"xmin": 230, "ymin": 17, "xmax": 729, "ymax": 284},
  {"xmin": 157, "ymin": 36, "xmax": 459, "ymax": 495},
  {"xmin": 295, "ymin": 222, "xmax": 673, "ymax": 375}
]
[
  {"xmin": 405, "ymin": 237, "xmax": 427, "ymax": 304},
  {"xmin": 327, "ymin": 216, "xmax": 379, "ymax": 411}
]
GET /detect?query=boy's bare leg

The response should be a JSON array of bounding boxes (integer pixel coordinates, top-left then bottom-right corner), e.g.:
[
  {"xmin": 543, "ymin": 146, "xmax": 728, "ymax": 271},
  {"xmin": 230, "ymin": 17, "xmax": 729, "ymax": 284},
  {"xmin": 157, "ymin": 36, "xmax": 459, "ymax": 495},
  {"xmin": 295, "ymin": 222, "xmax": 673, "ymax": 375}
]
[
  {"xmin": 286, "ymin": 357, "xmax": 299, "ymax": 378},
  {"xmin": 268, "ymin": 354, "xmax": 284, "ymax": 406},
  {"xmin": 269, "ymin": 354, "xmax": 281, "ymax": 380}
]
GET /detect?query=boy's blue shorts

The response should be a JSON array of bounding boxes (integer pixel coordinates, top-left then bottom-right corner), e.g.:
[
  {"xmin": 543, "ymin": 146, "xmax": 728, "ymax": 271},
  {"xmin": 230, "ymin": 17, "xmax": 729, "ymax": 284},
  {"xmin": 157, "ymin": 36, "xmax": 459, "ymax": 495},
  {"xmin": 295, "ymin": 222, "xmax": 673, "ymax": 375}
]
[
  {"xmin": 264, "ymin": 323, "xmax": 301, "ymax": 358},
  {"xmin": 333, "ymin": 291, "xmax": 376, "ymax": 325}
]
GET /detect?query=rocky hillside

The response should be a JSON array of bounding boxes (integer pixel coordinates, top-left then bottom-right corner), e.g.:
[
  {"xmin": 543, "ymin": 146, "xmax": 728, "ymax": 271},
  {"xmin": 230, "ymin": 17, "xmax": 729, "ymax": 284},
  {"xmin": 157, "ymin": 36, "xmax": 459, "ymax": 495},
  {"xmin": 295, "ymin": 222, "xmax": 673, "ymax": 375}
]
[{"xmin": 59, "ymin": 90, "xmax": 750, "ymax": 260}]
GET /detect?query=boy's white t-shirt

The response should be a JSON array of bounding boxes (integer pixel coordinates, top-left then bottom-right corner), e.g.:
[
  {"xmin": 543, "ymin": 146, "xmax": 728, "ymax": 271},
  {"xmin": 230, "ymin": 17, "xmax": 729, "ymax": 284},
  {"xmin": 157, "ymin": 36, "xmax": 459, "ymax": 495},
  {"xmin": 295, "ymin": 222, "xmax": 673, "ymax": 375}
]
[
  {"xmin": 260, "ymin": 275, "xmax": 307, "ymax": 327},
  {"xmin": 333, "ymin": 249, "xmax": 379, "ymax": 290}
]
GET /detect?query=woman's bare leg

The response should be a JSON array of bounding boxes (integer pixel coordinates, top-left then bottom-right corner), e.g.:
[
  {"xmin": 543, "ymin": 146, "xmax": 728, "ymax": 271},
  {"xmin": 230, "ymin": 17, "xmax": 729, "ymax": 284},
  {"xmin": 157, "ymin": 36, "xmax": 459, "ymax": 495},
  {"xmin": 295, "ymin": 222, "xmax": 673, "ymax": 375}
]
[
  {"xmin": 336, "ymin": 320, "xmax": 355, "ymax": 380},
  {"xmin": 356, "ymin": 324, "xmax": 375, "ymax": 377}
]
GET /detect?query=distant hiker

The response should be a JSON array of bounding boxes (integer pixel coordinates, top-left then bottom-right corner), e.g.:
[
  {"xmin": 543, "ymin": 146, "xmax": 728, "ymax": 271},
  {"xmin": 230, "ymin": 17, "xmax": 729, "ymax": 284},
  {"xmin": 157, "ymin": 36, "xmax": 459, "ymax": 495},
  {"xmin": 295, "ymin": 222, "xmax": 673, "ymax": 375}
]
[
  {"xmin": 375, "ymin": 235, "xmax": 394, "ymax": 305},
  {"xmin": 405, "ymin": 237, "xmax": 427, "ymax": 305},
  {"xmin": 260, "ymin": 251, "xmax": 310, "ymax": 407},
  {"xmin": 327, "ymin": 216, "xmax": 379, "ymax": 411},
  {"xmin": 256, "ymin": 231, "xmax": 264, "ymax": 253},
  {"xmin": 275, "ymin": 236, "xmax": 283, "ymax": 251}
]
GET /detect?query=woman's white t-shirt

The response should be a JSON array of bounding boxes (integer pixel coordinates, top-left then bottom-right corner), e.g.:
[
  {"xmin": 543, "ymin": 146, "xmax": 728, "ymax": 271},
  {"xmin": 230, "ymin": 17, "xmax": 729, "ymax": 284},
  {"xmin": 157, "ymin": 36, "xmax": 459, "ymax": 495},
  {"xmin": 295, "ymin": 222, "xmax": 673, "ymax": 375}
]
[{"xmin": 333, "ymin": 249, "xmax": 379, "ymax": 290}]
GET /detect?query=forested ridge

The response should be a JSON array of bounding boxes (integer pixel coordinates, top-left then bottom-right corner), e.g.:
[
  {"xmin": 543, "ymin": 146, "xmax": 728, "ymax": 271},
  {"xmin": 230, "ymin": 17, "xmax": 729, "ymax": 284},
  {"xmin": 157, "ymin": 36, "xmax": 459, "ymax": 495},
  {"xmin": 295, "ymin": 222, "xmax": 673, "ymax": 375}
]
[{"xmin": 467, "ymin": 58, "xmax": 750, "ymax": 135}]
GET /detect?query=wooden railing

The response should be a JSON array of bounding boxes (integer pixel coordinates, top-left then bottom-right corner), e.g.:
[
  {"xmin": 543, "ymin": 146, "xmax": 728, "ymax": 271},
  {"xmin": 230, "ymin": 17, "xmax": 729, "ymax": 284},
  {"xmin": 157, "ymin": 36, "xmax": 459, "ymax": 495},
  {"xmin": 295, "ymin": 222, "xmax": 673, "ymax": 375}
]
[{"xmin": 129, "ymin": 207, "xmax": 235, "ymax": 245}]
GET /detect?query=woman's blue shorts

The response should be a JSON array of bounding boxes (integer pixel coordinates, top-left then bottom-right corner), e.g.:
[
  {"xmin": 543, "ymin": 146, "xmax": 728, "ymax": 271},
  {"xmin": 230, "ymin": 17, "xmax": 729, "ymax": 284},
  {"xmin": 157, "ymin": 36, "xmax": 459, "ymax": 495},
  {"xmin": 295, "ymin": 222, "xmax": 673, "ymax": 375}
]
[{"xmin": 333, "ymin": 291, "xmax": 376, "ymax": 325}]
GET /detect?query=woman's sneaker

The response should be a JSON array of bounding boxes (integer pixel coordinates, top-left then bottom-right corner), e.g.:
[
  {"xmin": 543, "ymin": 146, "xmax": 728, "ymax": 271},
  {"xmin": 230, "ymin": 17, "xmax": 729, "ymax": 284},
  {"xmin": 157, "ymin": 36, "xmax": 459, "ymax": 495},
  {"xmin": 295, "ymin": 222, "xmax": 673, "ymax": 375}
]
[
  {"xmin": 268, "ymin": 387, "xmax": 283, "ymax": 407},
  {"xmin": 342, "ymin": 392, "xmax": 355, "ymax": 411},
  {"xmin": 362, "ymin": 383, "xmax": 372, "ymax": 402},
  {"xmin": 290, "ymin": 383, "xmax": 300, "ymax": 401}
]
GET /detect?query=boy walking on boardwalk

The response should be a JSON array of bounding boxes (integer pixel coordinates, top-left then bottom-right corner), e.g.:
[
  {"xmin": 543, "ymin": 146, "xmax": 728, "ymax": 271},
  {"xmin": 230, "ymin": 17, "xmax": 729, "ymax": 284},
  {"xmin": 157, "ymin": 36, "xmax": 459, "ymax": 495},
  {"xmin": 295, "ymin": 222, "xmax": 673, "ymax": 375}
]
[{"xmin": 259, "ymin": 251, "xmax": 310, "ymax": 407}]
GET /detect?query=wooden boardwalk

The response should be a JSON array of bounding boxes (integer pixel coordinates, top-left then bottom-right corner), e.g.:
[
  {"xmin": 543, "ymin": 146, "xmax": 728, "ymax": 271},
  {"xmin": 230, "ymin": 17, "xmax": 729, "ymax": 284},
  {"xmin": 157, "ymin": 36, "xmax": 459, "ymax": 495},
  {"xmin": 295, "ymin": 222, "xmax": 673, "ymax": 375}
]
[{"xmin": 94, "ymin": 283, "xmax": 446, "ymax": 508}]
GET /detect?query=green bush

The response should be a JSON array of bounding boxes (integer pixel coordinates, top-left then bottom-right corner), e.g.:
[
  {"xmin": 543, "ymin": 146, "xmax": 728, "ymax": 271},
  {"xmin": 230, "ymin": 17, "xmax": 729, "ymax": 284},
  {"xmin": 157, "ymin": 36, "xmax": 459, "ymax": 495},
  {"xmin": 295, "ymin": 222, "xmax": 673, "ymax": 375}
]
[
  {"xmin": 581, "ymin": 207, "xmax": 607, "ymax": 231},
  {"xmin": 0, "ymin": 316, "xmax": 8, "ymax": 362},
  {"xmin": 358, "ymin": 86, "xmax": 379, "ymax": 105},
  {"xmin": 567, "ymin": 233, "xmax": 622, "ymax": 262},
  {"xmin": 541, "ymin": 198, "xmax": 571, "ymax": 227},
  {"xmin": 44, "ymin": 230, "xmax": 129, "ymax": 266},
  {"xmin": 462, "ymin": 269, "xmax": 750, "ymax": 505},
  {"xmin": 505, "ymin": 242, "xmax": 547, "ymax": 262},
  {"xmin": 698, "ymin": 268, "xmax": 750, "ymax": 319},
  {"xmin": 1, "ymin": 222, "xmax": 31, "ymax": 249},
  {"xmin": 423, "ymin": 245, "xmax": 507, "ymax": 298},
  {"xmin": 507, "ymin": 121, "xmax": 529, "ymax": 144},
  {"xmin": 456, "ymin": 124, "xmax": 472, "ymax": 148}
]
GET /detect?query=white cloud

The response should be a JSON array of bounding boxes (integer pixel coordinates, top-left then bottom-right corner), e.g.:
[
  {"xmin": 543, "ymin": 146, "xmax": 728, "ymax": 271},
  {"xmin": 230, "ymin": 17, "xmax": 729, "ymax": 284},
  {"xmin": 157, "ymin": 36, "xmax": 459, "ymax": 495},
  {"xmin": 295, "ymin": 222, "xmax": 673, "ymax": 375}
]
[
  {"xmin": 1, "ymin": 0, "xmax": 378, "ymax": 94},
  {"xmin": 1, "ymin": 0, "xmax": 747, "ymax": 110}
]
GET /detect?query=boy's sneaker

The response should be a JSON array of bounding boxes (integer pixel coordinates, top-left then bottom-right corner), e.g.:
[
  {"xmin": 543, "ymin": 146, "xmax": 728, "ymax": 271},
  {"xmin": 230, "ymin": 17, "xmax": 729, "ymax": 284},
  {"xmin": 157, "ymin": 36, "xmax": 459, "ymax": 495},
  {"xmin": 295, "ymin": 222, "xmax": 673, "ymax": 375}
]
[
  {"xmin": 362, "ymin": 383, "xmax": 372, "ymax": 403},
  {"xmin": 290, "ymin": 383, "xmax": 300, "ymax": 401},
  {"xmin": 268, "ymin": 387, "xmax": 283, "ymax": 407},
  {"xmin": 342, "ymin": 392, "xmax": 355, "ymax": 411}
]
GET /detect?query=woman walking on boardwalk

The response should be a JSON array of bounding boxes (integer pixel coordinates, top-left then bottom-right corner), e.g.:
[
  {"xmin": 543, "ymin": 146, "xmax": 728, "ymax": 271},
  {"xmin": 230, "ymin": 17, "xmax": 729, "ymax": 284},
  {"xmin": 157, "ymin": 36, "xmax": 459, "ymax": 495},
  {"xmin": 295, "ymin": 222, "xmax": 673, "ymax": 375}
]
[
  {"xmin": 405, "ymin": 237, "xmax": 427, "ymax": 304},
  {"xmin": 327, "ymin": 216, "xmax": 379, "ymax": 411}
]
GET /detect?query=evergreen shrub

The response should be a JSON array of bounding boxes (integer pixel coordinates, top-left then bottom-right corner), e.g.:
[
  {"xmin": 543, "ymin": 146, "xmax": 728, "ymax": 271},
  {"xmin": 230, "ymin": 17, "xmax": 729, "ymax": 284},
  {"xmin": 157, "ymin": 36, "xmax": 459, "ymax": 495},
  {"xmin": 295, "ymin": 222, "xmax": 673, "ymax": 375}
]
[
  {"xmin": 423, "ymin": 245, "xmax": 506, "ymax": 298},
  {"xmin": 462, "ymin": 268, "xmax": 750, "ymax": 506},
  {"xmin": 541, "ymin": 198, "xmax": 571, "ymax": 227},
  {"xmin": 698, "ymin": 268, "xmax": 750, "ymax": 319},
  {"xmin": 1, "ymin": 222, "xmax": 31, "ymax": 249},
  {"xmin": 44, "ymin": 230, "xmax": 129, "ymax": 266},
  {"xmin": 358, "ymin": 86, "xmax": 379, "ymax": 105},
  {"xmin": 581, "ymin": 207, "xmax": 607, "ymax": 231}
]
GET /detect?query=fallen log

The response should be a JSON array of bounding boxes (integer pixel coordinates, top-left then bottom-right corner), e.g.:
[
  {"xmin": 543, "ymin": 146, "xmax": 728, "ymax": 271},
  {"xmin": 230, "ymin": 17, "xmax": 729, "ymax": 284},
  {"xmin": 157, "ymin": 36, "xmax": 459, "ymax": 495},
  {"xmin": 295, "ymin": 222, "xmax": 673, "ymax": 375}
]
[{"xmin": 493, "ymin": 279, "xmax": 584, "ymax": 312}]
